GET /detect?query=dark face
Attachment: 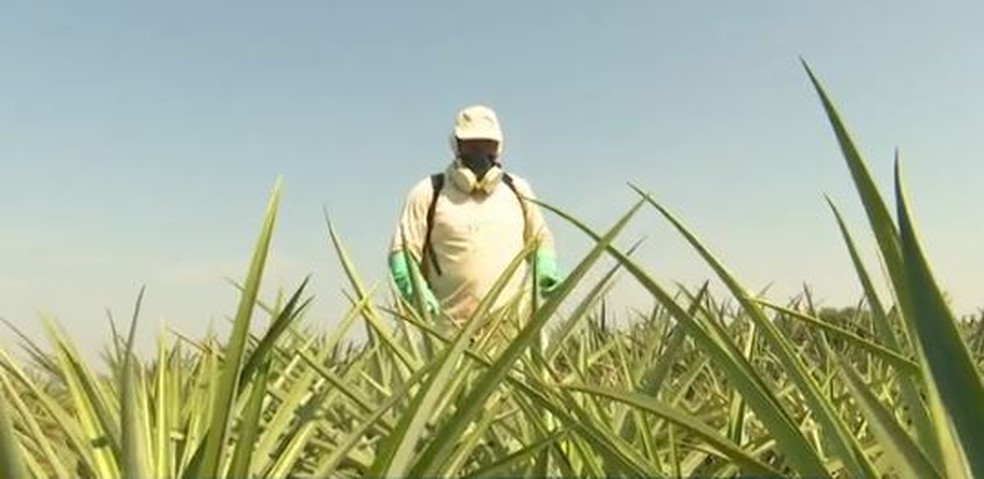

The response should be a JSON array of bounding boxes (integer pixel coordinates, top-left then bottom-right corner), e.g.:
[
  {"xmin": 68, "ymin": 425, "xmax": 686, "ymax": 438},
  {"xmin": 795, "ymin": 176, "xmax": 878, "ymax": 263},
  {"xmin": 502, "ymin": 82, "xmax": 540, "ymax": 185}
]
[{"xmin": 456, "ymin": 139, "xmax": 499, "ymax": 158}]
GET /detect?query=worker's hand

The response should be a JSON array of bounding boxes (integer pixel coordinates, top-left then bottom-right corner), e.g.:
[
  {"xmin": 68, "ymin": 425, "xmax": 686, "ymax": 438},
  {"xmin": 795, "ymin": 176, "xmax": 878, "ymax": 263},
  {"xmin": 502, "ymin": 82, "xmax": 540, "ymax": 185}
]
[
  {"xmin": 534, "ymin": 249, "xmax": 562, "ymax": 297},
  {"xmin": 422, "ymin": 286, "xmax": 441, "ymax": 316},
  {"xmin": 389, "ymin": 250, "xmax": 441, "ymax": 316},
  {"xmin": 539, "ymin": 274, "xmax": 562, "ymax": 297}
]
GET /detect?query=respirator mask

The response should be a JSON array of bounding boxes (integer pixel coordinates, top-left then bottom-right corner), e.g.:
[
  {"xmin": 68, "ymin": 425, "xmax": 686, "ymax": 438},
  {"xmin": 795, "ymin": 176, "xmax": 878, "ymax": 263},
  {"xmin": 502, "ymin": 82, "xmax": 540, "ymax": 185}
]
[
  {"xmin": 450, "ymin": 152, "xmax": 503, "ymax": 195},
  {"xmin": 459, "ymin": 153, "xmax": 496, "ymax": 181}
]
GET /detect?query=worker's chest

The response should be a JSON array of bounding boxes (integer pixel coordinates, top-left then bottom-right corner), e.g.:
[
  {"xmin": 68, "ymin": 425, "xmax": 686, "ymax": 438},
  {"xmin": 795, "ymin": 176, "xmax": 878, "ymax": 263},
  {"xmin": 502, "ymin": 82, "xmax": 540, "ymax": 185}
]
[{"xmin": 431, "ymin": 187, "xmax": 525, "ymax": 249}]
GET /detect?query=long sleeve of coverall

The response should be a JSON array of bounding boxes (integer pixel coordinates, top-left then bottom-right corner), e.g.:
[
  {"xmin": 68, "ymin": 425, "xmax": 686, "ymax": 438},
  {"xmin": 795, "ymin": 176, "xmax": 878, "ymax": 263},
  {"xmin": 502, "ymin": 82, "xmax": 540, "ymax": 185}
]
[
  {"xmin": 387, "ymin": 178, "xmax": 437, "ymax": 309},
  {"xmin": 508, "ymin": 176, "xmax": 561, "ymax": 293}
]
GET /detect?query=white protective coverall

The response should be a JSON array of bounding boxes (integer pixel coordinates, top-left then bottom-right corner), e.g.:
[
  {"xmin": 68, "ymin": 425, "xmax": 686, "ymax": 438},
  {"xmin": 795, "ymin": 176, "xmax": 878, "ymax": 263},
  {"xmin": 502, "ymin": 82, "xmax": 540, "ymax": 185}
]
[{"xmin": 388, "ymin": 105, "xmax": 558, "ymax": 327}]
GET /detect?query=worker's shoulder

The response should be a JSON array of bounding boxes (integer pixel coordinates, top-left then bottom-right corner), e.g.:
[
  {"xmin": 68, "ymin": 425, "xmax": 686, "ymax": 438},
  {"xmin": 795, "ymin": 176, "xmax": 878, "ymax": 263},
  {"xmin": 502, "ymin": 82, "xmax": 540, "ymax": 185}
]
[{"xmin": 404, "ymin": 175, "xmax": 442, "ymax": 203}]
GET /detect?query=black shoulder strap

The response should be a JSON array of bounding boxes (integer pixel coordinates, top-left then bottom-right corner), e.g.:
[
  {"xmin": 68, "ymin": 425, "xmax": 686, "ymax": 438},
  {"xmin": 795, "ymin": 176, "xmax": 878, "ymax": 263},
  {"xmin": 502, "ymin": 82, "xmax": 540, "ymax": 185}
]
[
  {"xmin": 422, "ymin": 173, "xmax": 444, "ymax": 277},
  {"xmin": 501, "ymin": 172, "xmax": 515, "ymax": 188},
  {"xmin": 502, "ymin": 173, "xmax": 531, "ymax": 241}
]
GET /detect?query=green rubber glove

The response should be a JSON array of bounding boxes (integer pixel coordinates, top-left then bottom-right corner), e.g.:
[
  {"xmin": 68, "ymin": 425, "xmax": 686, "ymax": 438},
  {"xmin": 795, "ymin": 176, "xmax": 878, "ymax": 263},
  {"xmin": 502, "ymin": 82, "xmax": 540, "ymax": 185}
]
[
  {"xmin": 534, "ymin": 249, "xmax": 561, "ymax": 296},
  {"xmin": 388, "ymin": 251, "xmax": 440, "ymax": 315},
  {"xmin": 422, "ymin": 287, "xmax": 440, "ymax": 315}
]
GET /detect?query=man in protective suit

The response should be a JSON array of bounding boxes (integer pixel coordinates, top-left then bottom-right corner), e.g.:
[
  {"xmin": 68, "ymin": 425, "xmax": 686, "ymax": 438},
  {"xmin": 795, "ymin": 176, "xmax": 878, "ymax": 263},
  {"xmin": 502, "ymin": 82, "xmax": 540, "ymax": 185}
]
[{"xmin": 387, "ymin": 104, "xmax": 561, "ymax": 330}]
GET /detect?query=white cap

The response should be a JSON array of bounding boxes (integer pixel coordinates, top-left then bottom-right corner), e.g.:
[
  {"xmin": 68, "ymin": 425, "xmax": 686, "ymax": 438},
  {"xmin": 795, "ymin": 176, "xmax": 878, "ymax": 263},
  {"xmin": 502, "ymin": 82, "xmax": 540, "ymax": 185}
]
[{"xmin": 453, "ymin": 105, "xmax": 503, "ymax": 143}]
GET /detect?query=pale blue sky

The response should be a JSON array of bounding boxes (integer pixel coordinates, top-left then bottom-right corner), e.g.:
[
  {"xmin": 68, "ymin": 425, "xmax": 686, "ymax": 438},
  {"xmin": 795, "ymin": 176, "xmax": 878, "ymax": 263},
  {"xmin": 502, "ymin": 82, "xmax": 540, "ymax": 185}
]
[{"xmin": 2, "ymin": 2, "xmax": 982, "ymax": 354}]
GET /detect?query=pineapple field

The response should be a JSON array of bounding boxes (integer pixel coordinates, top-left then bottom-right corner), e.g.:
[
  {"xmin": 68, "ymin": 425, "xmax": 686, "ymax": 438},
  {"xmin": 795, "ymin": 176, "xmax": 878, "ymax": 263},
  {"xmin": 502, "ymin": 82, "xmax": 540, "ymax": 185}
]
[{"xmin": 1, "ymin": 65, "xmax": 982, "ymax": 478}]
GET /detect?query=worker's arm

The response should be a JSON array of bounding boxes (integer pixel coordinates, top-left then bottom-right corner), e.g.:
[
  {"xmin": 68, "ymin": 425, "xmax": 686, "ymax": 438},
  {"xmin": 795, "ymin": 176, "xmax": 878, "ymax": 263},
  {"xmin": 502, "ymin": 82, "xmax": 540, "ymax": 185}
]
[
  {"xmin": 388, "ymin": 179, "xmax": 441, "ymax": 312},
  {"xmin": 512, "ymin": 177, "xmax": 562, "ymax": 295}
]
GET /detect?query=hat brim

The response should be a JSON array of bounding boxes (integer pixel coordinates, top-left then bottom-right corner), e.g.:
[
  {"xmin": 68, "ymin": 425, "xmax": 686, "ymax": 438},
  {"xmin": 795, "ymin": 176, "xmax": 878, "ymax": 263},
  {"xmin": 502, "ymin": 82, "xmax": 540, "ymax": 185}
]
[{"xmin": 454, "ymin": 126, "xmax": 502, "ymax": 142}]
